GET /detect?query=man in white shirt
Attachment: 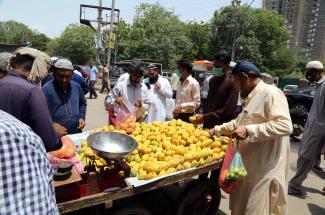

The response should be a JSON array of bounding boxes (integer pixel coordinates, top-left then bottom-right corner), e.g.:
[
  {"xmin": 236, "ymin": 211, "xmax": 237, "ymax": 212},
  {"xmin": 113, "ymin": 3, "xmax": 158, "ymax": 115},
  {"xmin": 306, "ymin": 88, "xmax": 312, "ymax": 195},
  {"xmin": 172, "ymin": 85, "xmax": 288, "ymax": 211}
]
[
  {"xmin": 174, "ymin": 59, "xmax": 200, "ymax": 122},
  {"xmin": 143, "ymin": 64, "xmax": 173, "ymax": 122},
  {"xmin": 170, "ymin": 70, "xmax": 179, "ymax": 98},
  {"xmin": 105, "ymin": 61, "xmax": 151, "ymax": 118},
  {"xmin": 88, "ymin": 62, "xmax": 98, "ymax": 99}
]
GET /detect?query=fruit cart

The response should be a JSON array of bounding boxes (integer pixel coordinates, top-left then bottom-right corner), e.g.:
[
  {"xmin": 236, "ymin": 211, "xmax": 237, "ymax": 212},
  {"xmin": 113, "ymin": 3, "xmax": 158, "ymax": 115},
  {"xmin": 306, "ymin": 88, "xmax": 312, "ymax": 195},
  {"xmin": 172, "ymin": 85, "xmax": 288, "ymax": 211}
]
[
  {"xmin": 53, "ymin": 120, "xmax": 227, "ymax": 214},
  {"xmin": 57, "ymin": 160, "xmax": 222, "ymax": 215}
]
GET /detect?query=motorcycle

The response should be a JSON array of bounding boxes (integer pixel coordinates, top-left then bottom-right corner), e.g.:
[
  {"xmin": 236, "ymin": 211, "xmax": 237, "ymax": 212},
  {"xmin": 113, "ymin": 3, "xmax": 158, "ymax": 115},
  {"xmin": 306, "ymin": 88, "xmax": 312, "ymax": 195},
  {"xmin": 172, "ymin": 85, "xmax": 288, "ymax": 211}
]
[{"xmin": 289, "ymin": 109, "xmax": 308, "ymax": 141}]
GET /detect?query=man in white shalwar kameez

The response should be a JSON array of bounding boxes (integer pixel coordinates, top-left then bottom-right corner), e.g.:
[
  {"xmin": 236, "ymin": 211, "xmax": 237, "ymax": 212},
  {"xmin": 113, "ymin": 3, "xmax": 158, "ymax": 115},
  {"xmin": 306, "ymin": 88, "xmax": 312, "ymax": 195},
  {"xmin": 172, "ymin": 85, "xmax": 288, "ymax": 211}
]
[
  {"xmin": 289, "ymin": 61, "xmax": 325, "ymax": 195},
  {"xmin": 143, "ymin": 64, "xmax": 173, "ymax": 122},
  {"xmin": 210, "ymin": 61, "xmax": 292, "ymax": 215}
]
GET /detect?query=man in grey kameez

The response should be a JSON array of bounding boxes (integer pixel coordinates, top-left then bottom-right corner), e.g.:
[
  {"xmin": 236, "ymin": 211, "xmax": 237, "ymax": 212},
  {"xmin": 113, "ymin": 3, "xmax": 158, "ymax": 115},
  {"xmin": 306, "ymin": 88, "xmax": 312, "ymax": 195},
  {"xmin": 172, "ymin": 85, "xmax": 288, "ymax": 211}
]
[{"xmin": 289, "ymin": 61, "xmax": 325, "ymax": 195}]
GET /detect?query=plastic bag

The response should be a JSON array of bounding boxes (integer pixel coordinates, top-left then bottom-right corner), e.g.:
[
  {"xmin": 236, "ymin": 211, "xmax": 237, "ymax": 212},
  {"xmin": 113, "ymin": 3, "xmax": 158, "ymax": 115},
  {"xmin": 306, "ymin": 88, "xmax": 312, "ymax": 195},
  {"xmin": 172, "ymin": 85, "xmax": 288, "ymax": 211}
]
[
  {"xmin": 115, "ymin": 110, "xmax": 136, "ymax": 133},
  {"xmin": 219, "ymin": 139, "xmax": 237, "ymax": 194},
  {"xmin": 226, "ymin": 149, "xmax": 247, "ymax": 180}
]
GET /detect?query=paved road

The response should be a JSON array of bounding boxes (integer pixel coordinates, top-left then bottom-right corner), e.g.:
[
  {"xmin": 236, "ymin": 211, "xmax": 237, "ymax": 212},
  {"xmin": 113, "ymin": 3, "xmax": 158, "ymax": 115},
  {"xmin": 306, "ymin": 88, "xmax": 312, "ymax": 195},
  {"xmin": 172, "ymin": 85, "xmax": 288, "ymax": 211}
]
[{"xmin": 84, "ymin": 93, "xmax": 325, "ymax": 215}]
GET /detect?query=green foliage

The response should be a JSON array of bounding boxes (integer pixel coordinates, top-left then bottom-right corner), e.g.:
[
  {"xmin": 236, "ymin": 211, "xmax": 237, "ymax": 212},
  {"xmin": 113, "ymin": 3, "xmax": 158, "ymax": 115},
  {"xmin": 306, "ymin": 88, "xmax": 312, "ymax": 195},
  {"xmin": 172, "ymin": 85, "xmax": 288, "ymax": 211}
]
[
  {"xmin": 47, "ymin": 24, "xmax": 96, "ymax": 65},
  {"xmin": 29, "ymin": 33, "xmax": 50, "ymax": 51},
  {"xmin": 0, "ymin": 21, "xmax": 32, "ymax": 43},
  {"xmin": 183, "ymin": 21, "xmax": 212, "ymax": 60},
  {"xmin": 125, "ymin": 2, "xmax": 192, "ymax": 68},
  {"xmin": 209, "ymin": 6, "xmax": 292, "ymax": 75}
]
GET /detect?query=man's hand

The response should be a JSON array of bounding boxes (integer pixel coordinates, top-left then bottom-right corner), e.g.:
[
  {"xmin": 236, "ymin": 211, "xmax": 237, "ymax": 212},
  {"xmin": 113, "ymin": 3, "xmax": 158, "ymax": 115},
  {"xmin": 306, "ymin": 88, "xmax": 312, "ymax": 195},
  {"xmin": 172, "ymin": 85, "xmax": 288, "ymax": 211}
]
[
  {"xmin": 173, "ymin": 105, "xmax": 182, "ymax": 115},
  {"xmin": 232, "ymin": 125, "xmax": 248, "ymax": 140},
  {"xmin": 134, "ymin": 100, "xmax": 142, "ymax": 108},
  {"xmin": 154, "ymin": 82, "xmax": 161, "ymax": 89},
  {"xmin": 191, "ymin": 115, "xmax": 204, "ymax": 125},
  {"xmin": 115, "ymin": 97, "xmax": 124, "ymax": 105},
  {"xmin": 53, "ymin": 123, "xmax": 68, "ymax": 137},
  {"xmin": 208, "ymin": 128, "xmax": 215, "ymax": 137},
  {"xmin": 78, "ymin": 119, "xmax": 86, "ymax": 129}
]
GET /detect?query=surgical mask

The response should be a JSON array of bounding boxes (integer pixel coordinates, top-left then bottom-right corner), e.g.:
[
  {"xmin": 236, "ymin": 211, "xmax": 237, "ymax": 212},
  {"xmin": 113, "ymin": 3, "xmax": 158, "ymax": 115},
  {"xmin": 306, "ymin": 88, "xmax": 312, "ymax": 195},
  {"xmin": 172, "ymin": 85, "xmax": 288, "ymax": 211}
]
[
  {"xmin": 176, "ymin": 69, "xmax": 181, "ymax": 76},
  {"xmin": 213, "ymin": 67, "xmax": 223, "ymax": 77}
]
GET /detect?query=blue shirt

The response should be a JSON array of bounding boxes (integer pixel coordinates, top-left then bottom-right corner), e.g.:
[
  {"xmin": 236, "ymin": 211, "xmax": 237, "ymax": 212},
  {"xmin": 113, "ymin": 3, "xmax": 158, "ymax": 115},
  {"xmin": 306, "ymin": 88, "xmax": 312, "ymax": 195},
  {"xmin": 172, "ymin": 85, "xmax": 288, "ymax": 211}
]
[
  {"xmin": 42, "ymin": 80, "xmax": 87, "ymax": 134},
  {"xmin": 0, "ymin": 71, "xmax": 61, "ymax": 152},
  {"xmin": 0, "ymin": 110, "xmax": 58, "ymax": 214},
  {"xmin": 88, "ymin": 66, "xmax": 98, "ymax": 81}
]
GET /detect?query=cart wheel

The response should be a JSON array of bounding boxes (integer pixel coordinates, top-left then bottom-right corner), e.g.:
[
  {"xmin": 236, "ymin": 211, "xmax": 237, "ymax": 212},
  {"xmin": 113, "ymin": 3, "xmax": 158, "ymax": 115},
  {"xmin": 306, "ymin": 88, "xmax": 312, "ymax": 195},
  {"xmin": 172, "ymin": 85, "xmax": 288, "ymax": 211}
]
[
  {"xmin": 107, "ymin": 203, "xmax": 151, "ymax": 215},
  {"xmin": 175, "ymin": 179, "xmax": 221, "ymax": 215}
]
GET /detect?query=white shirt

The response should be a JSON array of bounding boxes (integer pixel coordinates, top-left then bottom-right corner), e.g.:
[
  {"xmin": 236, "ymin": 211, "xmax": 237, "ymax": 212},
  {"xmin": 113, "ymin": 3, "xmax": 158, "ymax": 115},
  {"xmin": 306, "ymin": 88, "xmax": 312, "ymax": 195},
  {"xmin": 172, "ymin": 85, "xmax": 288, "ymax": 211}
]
[
  {"xmin": 73, "ymin": 70, "xmax": 82, "ymax": 77},
  {"xmin": 170, "ymin": 73, "xmax": 179, "ymax": 91},
  {"xmin": 105, "ymin": 78, "xmax": 151, "ymax": 115},
  {"xmin": 176, "ymin": 75, "xmax": 201, "ymax": 113},
  {"xmin": 143, "ymin": 76, "xmax": 173, "ymax": 122},
  {"xmin": 116, "ymin": 73, "xmax": 129, "ymax": 85}
]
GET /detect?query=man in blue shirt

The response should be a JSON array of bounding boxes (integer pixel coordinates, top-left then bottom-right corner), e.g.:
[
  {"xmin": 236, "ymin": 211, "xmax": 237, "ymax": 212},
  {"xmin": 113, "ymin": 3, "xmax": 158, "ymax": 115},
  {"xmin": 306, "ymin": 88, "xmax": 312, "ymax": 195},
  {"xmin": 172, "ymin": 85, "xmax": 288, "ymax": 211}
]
[
  {"xmin": 43, "ymin": 59, "xmax": 87, "ymax": 134},
  {"xmin": 88, "ymin": 62, "xmax": 98, "ymax": 99}
]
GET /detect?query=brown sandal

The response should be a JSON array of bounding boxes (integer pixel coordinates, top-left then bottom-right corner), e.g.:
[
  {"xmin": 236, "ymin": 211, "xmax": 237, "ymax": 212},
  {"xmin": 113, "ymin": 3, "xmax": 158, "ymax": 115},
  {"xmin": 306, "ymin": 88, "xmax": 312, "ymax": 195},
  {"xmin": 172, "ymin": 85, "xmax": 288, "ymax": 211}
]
[{"xmin": 321, "ymin": 187, "xmax": 325, "ymax": 196}]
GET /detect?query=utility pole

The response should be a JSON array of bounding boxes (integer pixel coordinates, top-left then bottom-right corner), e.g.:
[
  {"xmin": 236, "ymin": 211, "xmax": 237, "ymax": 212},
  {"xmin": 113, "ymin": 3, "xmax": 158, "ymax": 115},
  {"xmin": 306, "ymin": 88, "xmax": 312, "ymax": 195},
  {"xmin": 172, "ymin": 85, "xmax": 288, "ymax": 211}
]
[
  {"xmin": 107, "ymin": 0, "xmax": 116, "ymax": 67},
  {"xmin": 96, "ymin": 0, "xmax": 103, "ymax": 65},
  {"xmin": 231, "ymin": 0, "xmax": 241, "ymax": 61}
]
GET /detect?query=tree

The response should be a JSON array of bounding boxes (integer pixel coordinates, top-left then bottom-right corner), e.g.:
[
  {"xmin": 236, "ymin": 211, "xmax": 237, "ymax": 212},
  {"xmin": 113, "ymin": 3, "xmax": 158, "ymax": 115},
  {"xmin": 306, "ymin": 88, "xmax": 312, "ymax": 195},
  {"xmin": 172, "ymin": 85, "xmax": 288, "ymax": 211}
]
[
  {"xmin": 125, "ymin": 3, "xmax": 192, "ymax": 68},
  {"xmin": 269, "ymin": 47, "xmax": 297, "ymax": 76},
  {"xmin": 0, "ymin": 21, "xmax": 32, "ymax": 44},
  {"xmin": 29, "ymin": 33, "xmax": 50, "ymax": 51},
  {"xmin": 209, "ymin": 6, "xmax": 291, "ymax": 73},
  {"xmin": 47, "ymin": 24, "xmax": 96, "ymax": 65},
  {"xmin": 113, "ymin": 20, "xmax": 132, "ymax": 62},
  {"xmin": 184, "ymin": 21, "xmax": 212, "ymax": 60}
]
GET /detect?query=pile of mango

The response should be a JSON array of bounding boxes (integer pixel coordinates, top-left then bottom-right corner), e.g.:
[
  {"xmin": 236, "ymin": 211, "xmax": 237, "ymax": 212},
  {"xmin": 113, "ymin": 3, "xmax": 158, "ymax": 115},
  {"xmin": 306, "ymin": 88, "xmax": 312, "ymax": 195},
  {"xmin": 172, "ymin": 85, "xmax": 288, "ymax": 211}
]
[
  {"xmin": 77, "ymin": 140, "xmax": 109, "ymax": 171},
  {"xmin": 126, "ymin": 119, "xmax": 229, "ymax": 180}
]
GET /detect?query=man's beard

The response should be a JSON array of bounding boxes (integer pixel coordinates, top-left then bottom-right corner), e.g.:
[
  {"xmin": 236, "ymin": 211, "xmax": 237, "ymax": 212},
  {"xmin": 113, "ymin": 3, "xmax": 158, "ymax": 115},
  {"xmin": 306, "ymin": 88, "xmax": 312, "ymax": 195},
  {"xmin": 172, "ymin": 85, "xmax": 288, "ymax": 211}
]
[{"xmin": 149, "ymin": 76, "xmax": 158, "ymax": 84}]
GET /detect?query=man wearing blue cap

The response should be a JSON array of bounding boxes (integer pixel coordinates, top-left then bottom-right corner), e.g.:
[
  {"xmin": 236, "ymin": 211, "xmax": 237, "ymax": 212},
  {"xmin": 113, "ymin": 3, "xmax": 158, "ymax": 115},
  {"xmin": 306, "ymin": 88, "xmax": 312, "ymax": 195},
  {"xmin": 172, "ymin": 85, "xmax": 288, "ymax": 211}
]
[{"xmin": 210, "ymin": 61, "xmax": 292, "ymax": 215}]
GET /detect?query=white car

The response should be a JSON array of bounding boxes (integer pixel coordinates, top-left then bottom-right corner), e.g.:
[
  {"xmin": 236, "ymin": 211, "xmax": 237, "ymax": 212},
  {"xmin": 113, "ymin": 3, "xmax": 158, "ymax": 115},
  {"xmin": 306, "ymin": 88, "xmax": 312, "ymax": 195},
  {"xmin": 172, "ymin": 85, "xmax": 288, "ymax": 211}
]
[{"xmin": 283, "ymin": 85, "xmax": 298, "ymax": 92}]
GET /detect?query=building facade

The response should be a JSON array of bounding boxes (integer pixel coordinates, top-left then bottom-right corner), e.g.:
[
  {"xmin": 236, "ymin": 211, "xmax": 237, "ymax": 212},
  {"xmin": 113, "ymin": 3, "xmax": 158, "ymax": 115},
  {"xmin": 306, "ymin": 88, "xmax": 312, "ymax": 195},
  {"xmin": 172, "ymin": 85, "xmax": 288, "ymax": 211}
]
[{"xmin": 263, "ymin": 0, "xmax": 325, "ymax": 61}]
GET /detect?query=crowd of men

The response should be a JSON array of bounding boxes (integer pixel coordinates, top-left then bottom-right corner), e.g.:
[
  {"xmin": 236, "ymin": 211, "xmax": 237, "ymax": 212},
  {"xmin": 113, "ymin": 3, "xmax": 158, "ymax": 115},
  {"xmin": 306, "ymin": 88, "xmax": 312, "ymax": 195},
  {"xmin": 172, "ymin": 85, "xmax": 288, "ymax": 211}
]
[{"xmin": 0, "ymin": 46, "xmax": 324, "ymax": 214}]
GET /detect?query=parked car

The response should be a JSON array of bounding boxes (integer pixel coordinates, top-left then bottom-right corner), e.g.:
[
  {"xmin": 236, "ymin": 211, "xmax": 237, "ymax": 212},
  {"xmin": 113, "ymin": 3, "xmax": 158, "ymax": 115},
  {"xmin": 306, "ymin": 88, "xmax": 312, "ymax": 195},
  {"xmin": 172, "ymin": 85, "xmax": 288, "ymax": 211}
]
[
  {"xmin": 283, "ymin": 85, "xmax": 298, "ymax": 93},
  {"xmin": 284, "ymin": 86, "xmax": 315, "ymax": 113},
  {"xmin": 161, "ymin": 71, "xmax": 171, "ymax": 81}
]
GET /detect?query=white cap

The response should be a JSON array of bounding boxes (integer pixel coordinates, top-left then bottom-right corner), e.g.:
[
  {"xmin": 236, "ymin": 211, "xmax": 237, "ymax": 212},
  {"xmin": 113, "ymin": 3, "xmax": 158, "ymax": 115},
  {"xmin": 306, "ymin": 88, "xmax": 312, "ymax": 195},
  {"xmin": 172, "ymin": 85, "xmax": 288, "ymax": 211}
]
[
  {"xmin": 306, "ymin": 61, "xmax": 324, "ymax": 70},
  {"xmin": 54, "ymin": 58, "xmax": 74, "ymax": 70},
  {"xmin": 230, "ymin": 61, "xmax": 237, "ymax": 68}
]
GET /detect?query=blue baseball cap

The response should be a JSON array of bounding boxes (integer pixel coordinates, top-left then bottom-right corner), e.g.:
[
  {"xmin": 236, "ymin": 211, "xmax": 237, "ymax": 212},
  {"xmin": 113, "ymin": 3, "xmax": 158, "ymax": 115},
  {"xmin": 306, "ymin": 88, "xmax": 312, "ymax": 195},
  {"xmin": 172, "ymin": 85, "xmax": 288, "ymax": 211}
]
[{"xmin": 232, "ymin": 60, "xmax": 261, "ymax": 76}]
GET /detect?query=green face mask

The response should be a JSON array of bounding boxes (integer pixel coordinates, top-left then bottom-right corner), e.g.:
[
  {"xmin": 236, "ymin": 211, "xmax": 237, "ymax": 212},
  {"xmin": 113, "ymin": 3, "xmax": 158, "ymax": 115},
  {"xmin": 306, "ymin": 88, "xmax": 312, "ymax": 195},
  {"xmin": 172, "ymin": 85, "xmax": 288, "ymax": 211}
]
[
  {"xmin": 213, "ymin": 67, "xmax": 223, "ymax": 77},
  {"xmin": 176, "ymin": 69, "xmax": 181, "ymax": 76}
]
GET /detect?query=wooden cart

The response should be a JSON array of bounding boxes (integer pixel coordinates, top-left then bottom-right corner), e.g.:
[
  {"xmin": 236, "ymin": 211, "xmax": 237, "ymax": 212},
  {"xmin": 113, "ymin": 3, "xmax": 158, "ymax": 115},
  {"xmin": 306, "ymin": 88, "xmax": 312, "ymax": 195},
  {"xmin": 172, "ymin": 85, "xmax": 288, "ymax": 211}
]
[{"xmin": 57, "ymin": 160, "xmax": 222, "ymax": 215}]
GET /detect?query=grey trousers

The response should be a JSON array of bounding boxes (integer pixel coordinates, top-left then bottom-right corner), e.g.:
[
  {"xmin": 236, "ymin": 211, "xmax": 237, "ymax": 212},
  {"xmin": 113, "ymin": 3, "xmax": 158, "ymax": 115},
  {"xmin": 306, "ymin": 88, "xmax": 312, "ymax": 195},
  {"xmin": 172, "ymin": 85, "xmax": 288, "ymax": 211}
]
[{"xmin": 289, "ymin": 156, "xmax": 316, "ymax": 191}]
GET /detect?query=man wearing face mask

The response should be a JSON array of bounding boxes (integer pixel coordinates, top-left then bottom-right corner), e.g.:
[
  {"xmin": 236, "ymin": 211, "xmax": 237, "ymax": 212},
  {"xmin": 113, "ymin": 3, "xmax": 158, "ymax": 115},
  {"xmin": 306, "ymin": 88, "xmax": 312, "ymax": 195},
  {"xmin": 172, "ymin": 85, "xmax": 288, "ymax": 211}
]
[
  {"xmin": 289, "ymin": 61, "xmax": 325, "ymax": 196},
  {"xmin": 192, "ymin": 51, "xmax": 238, "ymax": 129},
  {"xmin": 144, "ymin": 64, "xmax": 173, "ymax": 122},
  {"xmin": 105, "ymin": 61, "xmax": 151, "ymax": 118},
  {"xmin": 174, "ymin": 59, "xmax": 200, "ymax": 122},
  {"xmin": 209, "ymin": 61, "xmax": 292, "ymax": 215}
]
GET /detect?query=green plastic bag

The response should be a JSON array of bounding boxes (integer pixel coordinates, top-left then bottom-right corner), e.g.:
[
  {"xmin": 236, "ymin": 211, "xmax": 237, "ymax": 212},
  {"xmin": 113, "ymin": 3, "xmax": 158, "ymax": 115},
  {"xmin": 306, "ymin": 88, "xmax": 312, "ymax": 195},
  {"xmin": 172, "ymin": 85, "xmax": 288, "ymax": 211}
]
[{"xmin": 226, "ymin": 149, "xmax": 247, "ymax": 180}]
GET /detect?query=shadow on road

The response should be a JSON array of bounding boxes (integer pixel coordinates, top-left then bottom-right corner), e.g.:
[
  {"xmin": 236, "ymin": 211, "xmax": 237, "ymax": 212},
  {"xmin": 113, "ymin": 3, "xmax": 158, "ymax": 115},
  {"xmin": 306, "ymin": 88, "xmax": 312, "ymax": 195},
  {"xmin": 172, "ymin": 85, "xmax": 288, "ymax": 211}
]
[
  {"xmin": 307, "ymin": 203, "xmax": 325, "ymax": 214},
  {"xmin": 304, "ymin": 186, "xmax": 321, "ymax": 195}
]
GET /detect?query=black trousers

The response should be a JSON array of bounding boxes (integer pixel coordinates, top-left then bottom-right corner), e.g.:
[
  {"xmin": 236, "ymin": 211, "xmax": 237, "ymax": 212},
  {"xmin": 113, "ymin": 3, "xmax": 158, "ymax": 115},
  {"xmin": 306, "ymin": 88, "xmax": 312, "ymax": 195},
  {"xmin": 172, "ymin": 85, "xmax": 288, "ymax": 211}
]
[
  {"xmin": 100, "ymin": 80, "xmax": 110, "ymax": 93},
  {"xmin": 89, "ymin": 80, "xmax": 98, "ymax": 98},
  {"xmin": 174, "ymin": 113, "xmax": 194, "ymax": 123}
]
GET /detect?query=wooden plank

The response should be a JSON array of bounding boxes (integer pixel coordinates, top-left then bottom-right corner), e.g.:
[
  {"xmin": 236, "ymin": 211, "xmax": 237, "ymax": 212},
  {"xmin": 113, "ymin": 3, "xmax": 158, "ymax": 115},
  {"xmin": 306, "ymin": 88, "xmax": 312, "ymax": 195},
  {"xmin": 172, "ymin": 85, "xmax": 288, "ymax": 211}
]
[{"xmin": 58, "ymin": 160, "xmax": 222, "ymax": 214}]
